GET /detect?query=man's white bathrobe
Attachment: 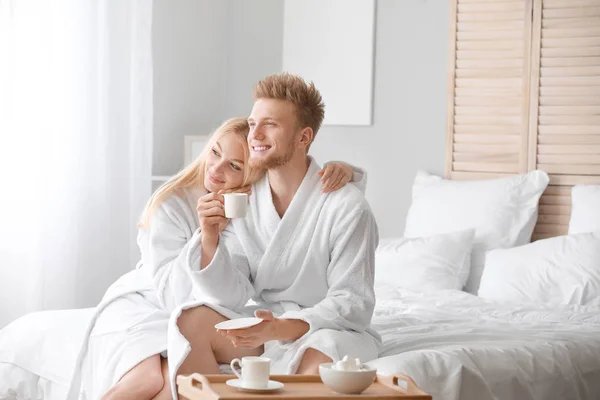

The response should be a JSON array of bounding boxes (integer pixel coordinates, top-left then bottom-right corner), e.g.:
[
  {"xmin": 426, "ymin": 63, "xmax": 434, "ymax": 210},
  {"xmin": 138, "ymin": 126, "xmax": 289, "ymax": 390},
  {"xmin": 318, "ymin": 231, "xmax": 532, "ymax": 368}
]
[{"xmin": 195, "ymin": 158, "xmax": 382, "ymax": 373}]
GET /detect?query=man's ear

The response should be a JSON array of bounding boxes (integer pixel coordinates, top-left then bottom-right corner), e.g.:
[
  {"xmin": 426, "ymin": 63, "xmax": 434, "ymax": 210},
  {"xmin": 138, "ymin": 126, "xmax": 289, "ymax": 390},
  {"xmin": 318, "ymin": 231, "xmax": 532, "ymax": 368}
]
[{"xmin": 298, "ymin": 127, "xmax": 313, "ymax": 149}]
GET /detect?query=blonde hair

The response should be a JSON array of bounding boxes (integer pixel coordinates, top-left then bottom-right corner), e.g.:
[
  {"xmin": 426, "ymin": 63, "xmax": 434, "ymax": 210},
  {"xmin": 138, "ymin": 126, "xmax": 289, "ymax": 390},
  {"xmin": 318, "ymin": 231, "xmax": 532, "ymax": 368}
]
[
  {"xmin": 253, "ymin": 72, "xmax": 325, "ymax": 150},
  {"xmin": 138, "ymin": 117, "xmax": 254, "ymax": 229}
]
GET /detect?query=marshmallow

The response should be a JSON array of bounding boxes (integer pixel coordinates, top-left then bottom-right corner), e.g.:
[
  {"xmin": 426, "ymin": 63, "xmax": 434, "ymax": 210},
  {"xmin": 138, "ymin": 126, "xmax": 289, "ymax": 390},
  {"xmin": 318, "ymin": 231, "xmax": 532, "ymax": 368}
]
[{"xmin": 332, "ymin": 355, "xmax": 362, "ymax": 371}]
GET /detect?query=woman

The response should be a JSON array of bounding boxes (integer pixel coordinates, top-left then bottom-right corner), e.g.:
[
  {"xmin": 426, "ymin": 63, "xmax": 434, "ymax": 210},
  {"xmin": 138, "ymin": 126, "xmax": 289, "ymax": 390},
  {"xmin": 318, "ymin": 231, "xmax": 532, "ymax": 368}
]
[{"xmin": 73, "ymin": 117, "xmax": 361, "ymax": 400}]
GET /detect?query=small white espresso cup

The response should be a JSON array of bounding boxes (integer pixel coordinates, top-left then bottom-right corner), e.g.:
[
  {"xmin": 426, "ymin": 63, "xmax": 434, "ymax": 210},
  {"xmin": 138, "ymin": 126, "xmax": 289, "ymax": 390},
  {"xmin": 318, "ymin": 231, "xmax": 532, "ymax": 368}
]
[
  {"xmin": 230, "ymin": 356, "xmax": 271, "ymax": 389},
  {"xmin": 223, "ymin": 193, "xmax": 248, "ymax": 218}
]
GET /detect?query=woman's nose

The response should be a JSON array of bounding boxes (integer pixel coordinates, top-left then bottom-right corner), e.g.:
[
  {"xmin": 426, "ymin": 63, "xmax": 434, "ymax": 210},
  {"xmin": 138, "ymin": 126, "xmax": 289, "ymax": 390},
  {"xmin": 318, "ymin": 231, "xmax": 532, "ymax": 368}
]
[{"xmin": 215, "ymin": 161, "xmax": 226, "ymax": 172}]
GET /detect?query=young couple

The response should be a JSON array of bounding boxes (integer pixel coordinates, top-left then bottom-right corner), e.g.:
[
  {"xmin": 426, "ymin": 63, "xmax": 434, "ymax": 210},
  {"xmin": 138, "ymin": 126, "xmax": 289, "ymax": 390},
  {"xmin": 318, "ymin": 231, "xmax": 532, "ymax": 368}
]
[{"xmin": 77, "ymin": 73, "xmax": 381, "ymax": 399}]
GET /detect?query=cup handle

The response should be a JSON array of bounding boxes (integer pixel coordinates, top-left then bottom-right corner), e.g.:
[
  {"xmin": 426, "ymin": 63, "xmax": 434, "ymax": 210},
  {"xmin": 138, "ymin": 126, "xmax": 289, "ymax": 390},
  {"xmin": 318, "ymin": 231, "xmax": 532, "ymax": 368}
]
[{"xmin": 230, "ymin": 358, "xmax": 242, "ymax": 379}]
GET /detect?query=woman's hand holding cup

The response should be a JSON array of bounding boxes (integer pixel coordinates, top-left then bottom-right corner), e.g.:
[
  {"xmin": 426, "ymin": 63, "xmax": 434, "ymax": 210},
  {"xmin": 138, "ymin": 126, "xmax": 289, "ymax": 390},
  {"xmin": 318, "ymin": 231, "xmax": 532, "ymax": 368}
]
[{"xmin": 196, "ymin": 192, "xmax": 228, "ymax": 239}]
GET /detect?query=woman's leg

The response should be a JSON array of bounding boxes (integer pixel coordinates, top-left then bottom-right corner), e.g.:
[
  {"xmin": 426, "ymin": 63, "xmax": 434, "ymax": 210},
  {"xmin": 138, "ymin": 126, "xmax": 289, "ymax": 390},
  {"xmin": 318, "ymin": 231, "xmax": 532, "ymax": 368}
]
[
  {"xmin": 150, "ymin": 357, "xmax": 172, "ymax": 400},
  {"xmin": 296, "ymin": 348, "xmax": 333, "ymax": 374},
  {"xmin": 176, "ymin": 305, "xmax": 262, "ymax": 375},
  {"xmin": 100, "ymin": 354, "xmax": 164, "ymax": 400}
]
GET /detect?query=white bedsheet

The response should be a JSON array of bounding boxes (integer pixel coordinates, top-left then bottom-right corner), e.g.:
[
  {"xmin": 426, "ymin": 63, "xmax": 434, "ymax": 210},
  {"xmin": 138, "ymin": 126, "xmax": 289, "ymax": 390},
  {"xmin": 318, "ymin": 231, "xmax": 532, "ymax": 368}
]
[
  {"xmin": 2, "ymin": 285, "xmax": 600, "ymax": 400},
  {"xmin": 0, "ymin": 308, "xmax": 95, "ymax": 399},
  {"xmin": 367, "ymin": 283, "xmax": 600, "ymax": 400}
]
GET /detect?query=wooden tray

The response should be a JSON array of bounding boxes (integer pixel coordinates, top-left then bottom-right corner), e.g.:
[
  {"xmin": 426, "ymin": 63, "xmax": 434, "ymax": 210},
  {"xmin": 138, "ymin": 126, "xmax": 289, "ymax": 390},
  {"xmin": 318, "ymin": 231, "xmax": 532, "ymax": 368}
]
[{"xmin": 177, "ymin": 374, "xmax": 431, "ymax": 400}]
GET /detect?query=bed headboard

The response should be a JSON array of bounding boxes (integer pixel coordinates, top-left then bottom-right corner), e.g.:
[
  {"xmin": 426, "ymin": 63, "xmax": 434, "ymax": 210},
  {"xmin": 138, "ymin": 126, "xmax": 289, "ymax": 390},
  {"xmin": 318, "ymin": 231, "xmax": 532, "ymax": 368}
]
[{"xmin": 445, "ymin": 0, "xmax": 600, "ymax": 241}]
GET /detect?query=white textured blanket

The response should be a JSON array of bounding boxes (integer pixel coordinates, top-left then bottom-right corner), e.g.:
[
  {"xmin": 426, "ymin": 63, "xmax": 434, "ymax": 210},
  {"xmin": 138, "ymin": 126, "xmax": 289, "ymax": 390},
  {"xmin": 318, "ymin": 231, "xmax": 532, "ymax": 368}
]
[{"xmin": 367, "ymin": 283, "xmax": 600, "ymax": 400}]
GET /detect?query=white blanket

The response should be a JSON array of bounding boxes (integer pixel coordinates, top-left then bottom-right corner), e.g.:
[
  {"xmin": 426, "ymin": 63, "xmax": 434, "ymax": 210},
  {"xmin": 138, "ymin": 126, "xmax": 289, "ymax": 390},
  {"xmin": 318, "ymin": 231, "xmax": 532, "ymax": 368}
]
[
  {"xmin": 368, "ymin": 283, "xmax": 600, "ymax": 400},
  {"xmin": 0, "ymin": 308, "xmax": 95, "ymax": 399}
]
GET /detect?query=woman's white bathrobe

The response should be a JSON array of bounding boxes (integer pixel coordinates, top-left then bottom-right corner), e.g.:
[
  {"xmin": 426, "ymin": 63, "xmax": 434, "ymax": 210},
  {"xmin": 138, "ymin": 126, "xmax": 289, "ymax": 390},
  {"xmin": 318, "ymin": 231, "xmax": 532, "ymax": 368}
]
[
  {"xmin": 65, "ymin": 185, "xmax": 253, "ymax": 399},
  {"xmin": 67, "ymin": 185, "xmax": 212, "ymax": 398},
  {"xmin": 60, "ymin": 161, "xmax": 375, "ymax": 399}
]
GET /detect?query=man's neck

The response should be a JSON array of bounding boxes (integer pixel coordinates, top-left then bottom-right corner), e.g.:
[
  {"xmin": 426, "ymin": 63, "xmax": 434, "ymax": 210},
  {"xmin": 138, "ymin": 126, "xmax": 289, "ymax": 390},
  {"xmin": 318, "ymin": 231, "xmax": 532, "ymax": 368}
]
[{"xmin": 268, "ymin": 155, "xmax": 310, "ymax": 218}]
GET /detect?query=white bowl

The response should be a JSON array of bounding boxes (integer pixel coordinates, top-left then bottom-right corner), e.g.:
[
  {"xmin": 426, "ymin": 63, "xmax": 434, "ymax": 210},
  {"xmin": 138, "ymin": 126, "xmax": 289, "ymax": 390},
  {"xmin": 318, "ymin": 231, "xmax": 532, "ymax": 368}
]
[{"xmin": 318, "ymin": 362, "xmax": 377, "ymax": 394}]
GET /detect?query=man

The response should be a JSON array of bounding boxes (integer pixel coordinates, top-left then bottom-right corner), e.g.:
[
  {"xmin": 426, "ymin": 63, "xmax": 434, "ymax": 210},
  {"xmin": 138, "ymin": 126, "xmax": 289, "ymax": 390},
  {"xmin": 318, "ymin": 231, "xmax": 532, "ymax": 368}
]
[{"xmin": 177, "ymin": 73, "xmax": 381, "ymax": 378}]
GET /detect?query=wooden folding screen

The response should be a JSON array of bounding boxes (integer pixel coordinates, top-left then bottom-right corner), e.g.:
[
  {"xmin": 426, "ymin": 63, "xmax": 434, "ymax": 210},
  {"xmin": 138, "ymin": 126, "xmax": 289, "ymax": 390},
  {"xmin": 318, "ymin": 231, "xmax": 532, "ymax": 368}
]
[
  {"xmin": 446, "ymin": 0, "xmax": 600, "ymax": 240},
  {"xmin": 528, "ymin": 0, "xmax": 600, "ymax": 239},
  {"xmin": 446, "ymin": 0, "xmax": 533, "ymax": 179}
]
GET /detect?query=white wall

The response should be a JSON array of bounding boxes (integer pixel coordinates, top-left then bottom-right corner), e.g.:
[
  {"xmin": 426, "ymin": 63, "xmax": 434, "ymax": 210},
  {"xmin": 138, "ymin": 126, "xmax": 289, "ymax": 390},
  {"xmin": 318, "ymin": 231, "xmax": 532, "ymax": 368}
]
[
  {"xmin": 282, "ymin": 0, "xmax": 376, "ymax": 126},
  {"xmin": 311, "ymin": 0, "xmax": 449, "ymax": 237},
  {"xmin": 224, "ymin": 0, "xmax": 284, "ymax": 117},
  {"xmin": 152, "ymin": 0, "xmax": 229, "ymax": 176},
  {"xmin": 152, "ymin": 0, "xmax": 449, "ymax": 237},
  {"xmin": 152, "ymin": 0, "xmax": 284, "ymax": 175}
]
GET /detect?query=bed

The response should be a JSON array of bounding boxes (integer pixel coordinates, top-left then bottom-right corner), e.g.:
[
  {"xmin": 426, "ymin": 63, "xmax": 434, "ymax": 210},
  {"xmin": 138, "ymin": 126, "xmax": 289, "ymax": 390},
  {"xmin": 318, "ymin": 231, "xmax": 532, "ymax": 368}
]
[
  {"xmin": 367, "ymin": 285, "xmax": 600, "ymax": 400},
  {"xmin": 373, "ymin": 0, "xmax": 600, "ymax": 397},
  {"xmin": 3, "ymin": 280, "xmax": 600, "ymax": 400}
]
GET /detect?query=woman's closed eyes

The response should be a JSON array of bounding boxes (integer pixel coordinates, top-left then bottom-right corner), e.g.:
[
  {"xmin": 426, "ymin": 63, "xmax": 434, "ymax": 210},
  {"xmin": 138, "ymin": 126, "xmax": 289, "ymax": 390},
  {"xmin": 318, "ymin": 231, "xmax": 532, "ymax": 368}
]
[{"xmin": 212, "ymin": 147, "xmax": 242, "ymax": 171}]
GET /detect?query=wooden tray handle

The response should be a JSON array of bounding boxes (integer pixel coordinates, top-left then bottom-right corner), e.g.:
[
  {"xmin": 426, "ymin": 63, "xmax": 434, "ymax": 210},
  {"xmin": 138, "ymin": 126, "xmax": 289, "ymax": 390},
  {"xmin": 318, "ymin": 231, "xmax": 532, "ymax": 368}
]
[
  {"xmin": 378, "ymin": 374, "xmax": 429, "ymax": 395},
  {"xmin": 176, "ymin": 373, "xmax": 219, "ymax": 399}
]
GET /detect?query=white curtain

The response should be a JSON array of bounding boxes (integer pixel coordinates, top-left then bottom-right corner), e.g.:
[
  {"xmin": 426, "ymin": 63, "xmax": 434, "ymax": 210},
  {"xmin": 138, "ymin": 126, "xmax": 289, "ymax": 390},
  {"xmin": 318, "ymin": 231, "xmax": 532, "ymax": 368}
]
[{"xmin": 0, "ymin": 0, "xmax": 153, "ymax": 328}]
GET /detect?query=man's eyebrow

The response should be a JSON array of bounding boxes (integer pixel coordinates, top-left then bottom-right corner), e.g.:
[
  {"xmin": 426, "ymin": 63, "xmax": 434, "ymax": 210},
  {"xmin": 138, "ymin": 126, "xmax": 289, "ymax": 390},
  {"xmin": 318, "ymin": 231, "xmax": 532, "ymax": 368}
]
[{"xmin": 248, "ymin": 117, "xmax": 277, "ymax": 122}]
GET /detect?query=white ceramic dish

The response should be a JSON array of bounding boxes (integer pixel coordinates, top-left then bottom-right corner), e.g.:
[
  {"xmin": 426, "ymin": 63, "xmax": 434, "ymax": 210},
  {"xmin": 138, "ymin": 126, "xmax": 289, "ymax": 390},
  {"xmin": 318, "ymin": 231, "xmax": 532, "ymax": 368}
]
[
  {"xmin": 214, "ymin": 317, "xmax": 262, "ymax": 330},
  {"xmin": 319, "ymin": 362, "xmax": 377, "ymax": 394},
  {"xmin": 225, "ymin": 379, "xmax": 284, "ymax": 393}
]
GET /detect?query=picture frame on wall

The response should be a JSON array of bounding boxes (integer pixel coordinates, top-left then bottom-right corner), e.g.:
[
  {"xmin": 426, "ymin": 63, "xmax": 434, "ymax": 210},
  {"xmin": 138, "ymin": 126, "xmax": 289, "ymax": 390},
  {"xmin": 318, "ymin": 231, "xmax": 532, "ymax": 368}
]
[
  {"xmin": 184, "ymin": 135, "xmax": 210, "ymax": 166},
  {"xmin": 282, "ymin": 0, "xmax": 375, "ymax": 126}
]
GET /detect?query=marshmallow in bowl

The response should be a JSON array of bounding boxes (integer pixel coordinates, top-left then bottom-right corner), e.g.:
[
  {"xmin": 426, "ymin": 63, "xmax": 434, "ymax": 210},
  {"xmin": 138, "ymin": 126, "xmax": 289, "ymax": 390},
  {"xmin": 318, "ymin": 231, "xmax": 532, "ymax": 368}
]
[{"xmin": 332, "ymin": 355, "xmax": 362, "ymax": 371}]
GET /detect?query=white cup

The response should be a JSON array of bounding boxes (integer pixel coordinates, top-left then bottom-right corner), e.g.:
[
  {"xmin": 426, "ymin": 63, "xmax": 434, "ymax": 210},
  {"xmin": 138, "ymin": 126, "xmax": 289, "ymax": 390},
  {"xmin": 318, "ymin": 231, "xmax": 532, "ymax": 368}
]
[
  {"xmin": 223, "ymin": 193, "xmax": 248, "ymax": 218},
  {"xmin": 230, "ymin": 356, "xmax": 270, "ymax": 389}
]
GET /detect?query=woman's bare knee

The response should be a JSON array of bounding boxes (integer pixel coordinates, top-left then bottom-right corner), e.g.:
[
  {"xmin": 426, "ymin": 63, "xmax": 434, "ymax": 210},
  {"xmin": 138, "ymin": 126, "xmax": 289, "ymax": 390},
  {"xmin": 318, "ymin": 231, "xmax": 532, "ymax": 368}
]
[
  {"xmin": 101, "ymin": 354, "xmax": 163, "ymax": 400},
  {"xmin": 176, "ymin": 306, "xmax": 230, "ymax": 376},
  {"xmin": 296, "ymin": 348, "xmax": 332, "ymax": 375},
  {"xmin": 177, "ymin": 306, "xmax": 227, "ymax": 339}
]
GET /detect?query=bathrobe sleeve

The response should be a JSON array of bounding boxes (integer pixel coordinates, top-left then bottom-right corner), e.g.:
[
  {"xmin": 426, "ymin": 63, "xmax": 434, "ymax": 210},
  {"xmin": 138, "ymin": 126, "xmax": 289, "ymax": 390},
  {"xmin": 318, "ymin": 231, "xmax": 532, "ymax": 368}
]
[
  {"xmin": 140, "ymin": 198, "xmax": 254, "ymax": 313},
  {"xmin": 189, "ymin": 226, "xmax": 256, "ymax": 311},
  {"xmin": 279, "ymin": 203, "xmax": 378, "ymax": 335}
]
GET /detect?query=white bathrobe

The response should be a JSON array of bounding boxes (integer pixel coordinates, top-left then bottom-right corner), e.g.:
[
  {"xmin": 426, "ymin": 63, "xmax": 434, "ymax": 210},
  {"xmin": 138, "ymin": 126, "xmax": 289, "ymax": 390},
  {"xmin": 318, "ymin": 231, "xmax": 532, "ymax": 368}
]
[
  {"xmin": 60, "ymin": 160, "xmax": 373, "ymax": 399},
  {"xmin": 58, "ymin": 184, "xmax": 255, "ymax": 399},
  {"xmin": 195, "ymin": 157, "xmax": 382, "ymax": 373},
  {"xmin": 66, "ymin": 186, "xmax": 212, "ymax": 399}
]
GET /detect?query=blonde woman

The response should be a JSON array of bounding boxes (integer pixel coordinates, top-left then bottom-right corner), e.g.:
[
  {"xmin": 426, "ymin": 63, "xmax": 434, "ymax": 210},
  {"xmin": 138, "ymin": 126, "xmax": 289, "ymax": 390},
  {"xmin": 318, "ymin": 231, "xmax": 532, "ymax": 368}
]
[{"xmin": 68, "ymin": 117, "xmax": 362, "ymax": 400}]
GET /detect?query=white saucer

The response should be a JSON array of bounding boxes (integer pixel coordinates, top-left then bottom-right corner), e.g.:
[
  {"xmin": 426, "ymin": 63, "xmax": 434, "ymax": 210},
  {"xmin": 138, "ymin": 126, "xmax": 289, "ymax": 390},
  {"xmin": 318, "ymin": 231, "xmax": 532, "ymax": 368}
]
[
  {"xmin": 214, "ymin": 317, "xmax": 263, "ymax": 330},
  {"xmin": 226, "ymin": 379, "xmax": 284, "ymax": 393}
]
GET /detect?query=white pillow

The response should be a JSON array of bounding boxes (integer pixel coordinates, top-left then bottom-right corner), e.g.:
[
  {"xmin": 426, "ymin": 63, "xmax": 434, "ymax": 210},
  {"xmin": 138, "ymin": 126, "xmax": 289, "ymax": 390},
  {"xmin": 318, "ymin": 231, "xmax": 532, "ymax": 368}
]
[
  {"xmin": 375, "ymin": 230, "xmax": 475, "ymax": 291},
  {"xmin": 478, "ymin": 232, "xmax": 600, "ymax": 306},
  {"xmin": 569, "ymin": 184, "xmax": 600, "ymax": 234},
  {"xmin": 404, "ymin": 170, "xmax": 549, "ymax": 294}
]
